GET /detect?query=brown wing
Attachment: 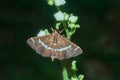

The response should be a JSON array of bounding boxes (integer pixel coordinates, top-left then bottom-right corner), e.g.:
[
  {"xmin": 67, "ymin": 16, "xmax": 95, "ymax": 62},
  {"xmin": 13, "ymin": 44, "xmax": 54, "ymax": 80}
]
[
  {"xmin": 27, "ymin": 34, "xmax": 83, "ymax": 60},
  {"xmin": 27, "ymin": 35, "xmax": 53, "ymax": 57},
  {"xmin": 55, "ymin": 35, "xmax": 83, "ymax": 60}
]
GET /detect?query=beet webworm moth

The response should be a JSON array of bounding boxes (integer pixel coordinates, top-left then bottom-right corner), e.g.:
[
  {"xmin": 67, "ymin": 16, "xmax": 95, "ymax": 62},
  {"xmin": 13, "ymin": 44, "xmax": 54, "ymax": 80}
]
[{"xmin": 27, "ymin": 29, "xmax": 83, "ymax": 61}]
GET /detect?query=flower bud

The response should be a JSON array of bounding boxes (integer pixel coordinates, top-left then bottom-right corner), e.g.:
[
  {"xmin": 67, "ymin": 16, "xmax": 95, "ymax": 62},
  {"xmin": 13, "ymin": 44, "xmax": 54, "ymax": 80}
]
[
  {"xmin": 47, "ymin": 0, "xmax": 54, "ymax": 6},
  {"xmin": 54, "ymin": 0, "xmax": 66, "ymax": 6},
  {"xmin": 55, "ymin": 22, "xmax": 61, "ymax": 29},
  {"xmin": 71, "ymin": 60, "xmax": 77, "ymax": 71},
  {"xmin": 64, "ymin": 12, "xmax": 69, "ymax": 21},
  {"xmin": 68, "ymin": 23, "xmax": 75, "ymax": 28},
  {"xmin": 78, "ymin": 75, "xmax": 84, "ymax": 80},
  {"xmin": 37, "ymin": 29, "xmax": 49, "ymax": 36},
  {"xmin": 54, "ymin": 11, "xmax": 64, "ymax": 21},
  {"xmin": 69, "ymin": 14, "xmax": 78, "ymax": 23},
  {"xmin": 75, "ymin": 24, "xmax": 80, "ymax": 28}
]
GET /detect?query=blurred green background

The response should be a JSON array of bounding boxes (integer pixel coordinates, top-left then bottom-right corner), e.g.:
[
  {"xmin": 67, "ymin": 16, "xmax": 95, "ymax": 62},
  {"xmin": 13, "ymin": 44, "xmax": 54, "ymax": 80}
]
[{"xmin": 0, "ymin": 0, "xmax": 120, "ymax": 80}]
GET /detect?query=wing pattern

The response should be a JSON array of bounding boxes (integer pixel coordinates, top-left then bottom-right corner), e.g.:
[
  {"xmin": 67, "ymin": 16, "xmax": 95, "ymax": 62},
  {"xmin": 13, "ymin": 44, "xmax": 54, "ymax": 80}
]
[{"xmin": 27, "ymin": 33, "xmax": 83, "ymax": 60}]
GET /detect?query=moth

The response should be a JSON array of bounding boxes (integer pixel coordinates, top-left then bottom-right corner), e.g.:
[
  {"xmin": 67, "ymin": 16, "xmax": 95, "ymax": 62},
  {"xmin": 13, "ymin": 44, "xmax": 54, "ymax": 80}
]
[{"xmin": 27, "ymin": 29, "xmax": 83, "ymax": 61}]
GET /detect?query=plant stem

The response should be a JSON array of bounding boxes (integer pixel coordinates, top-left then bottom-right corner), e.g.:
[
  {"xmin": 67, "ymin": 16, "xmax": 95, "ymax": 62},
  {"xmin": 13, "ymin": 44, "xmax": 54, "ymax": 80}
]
[
  {"xmin": 61, "ymin": 60, "xmax": 69, "ymax": 80},
  {"xmin": 56, "ymin": 6, "xmax": 71, "ymax": 40},
  {"xmin": 61, "ymin": 21, "xmax": 71, "ymax": 40}
]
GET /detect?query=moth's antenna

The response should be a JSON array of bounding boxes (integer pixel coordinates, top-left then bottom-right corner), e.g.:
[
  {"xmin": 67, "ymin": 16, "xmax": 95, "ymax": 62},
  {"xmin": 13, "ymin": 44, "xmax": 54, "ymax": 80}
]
[
  {"xmin": 60, "ymin": 28, "xmax": 65, "ymax": 33},
  {"xmin": 51, "ymin": 28, "xmax": 55, "ymax": 32}
]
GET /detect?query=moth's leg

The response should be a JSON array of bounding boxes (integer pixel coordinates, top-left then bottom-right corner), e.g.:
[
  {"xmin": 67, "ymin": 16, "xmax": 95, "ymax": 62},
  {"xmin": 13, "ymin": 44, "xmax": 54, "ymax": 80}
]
[{"xmin": 50, "ymin": 52, "xmax": 56, "ymax": 61}]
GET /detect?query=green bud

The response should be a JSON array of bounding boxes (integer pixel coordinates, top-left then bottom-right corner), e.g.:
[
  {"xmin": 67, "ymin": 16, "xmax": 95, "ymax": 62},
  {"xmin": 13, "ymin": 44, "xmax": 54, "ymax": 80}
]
[
  {"xmin": 47, "ymin": 0, "xmax": 54, "ymax": 6},
  {"xmin": 78, "ymin": 75, "xmax": 84, "ymax": 80},
  {"xmin": 64, "ymin": 12, "xmax": 69, "ymax": 21},
  {"xmin": 54, "ymin": 11, "xmax": 64, "ymax": 21},
  {"xmin": 54, "ymin": 0, "xmax": 66, "ymax": 6},
  {"xmin": 55, "ymin": 22, "xmax": 61, "ymax": 29},
  {"xmin": 37, "ymin": 29, "xmax": 50, "ymax": 36},
  {"xmin": 75, "ymin": 24, "xmax": 80, "ymax": 28},
  {"xmin": 71, "ymin": 60, "xmax": 77, "ymax": 71},
  {"xmin": 71, "ymin": 77, "xmax": 77, "ymax": 80},
  {"xmin": 68, "ymin": 23, "xmax": 76, "ymax": 29},
  {"xmin": 69, "ymin": 14, "xmax": 78, "ymax": 23},
  {"xmin": 44, "ymin": 29, "xmax": 50, "ymax": 35}
]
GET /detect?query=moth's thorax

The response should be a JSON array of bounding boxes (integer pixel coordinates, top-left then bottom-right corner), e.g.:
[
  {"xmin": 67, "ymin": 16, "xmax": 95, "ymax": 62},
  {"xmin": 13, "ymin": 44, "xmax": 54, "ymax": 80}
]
[
  {"xmin": 51, "ymin": 31, "xmax": 60, "ymax": 45},
  {"xmin": 52, "ymin": 30, "xmax": 60, "ymax": 36}
]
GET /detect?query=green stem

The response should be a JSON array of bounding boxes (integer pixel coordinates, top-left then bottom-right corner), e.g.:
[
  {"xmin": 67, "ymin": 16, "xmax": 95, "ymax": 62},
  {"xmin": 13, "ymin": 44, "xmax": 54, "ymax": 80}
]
[
  {"xmin": 56, "ymin": 6, "xmax": 61, "ymax": 11},
  {"xmin": 61, "ymin": 60, "xmax": 69, "ymax": 80},
  {"xmin": 61, "ymin": 21, "xmax": 71, "ymax": 40},
  {"xmin": 56, "ymin": 6, "xmax": 71, "ymax": 40},
  {"xmin": 70, "ymin": 28, "xmax": 76, "ymax": 37}
]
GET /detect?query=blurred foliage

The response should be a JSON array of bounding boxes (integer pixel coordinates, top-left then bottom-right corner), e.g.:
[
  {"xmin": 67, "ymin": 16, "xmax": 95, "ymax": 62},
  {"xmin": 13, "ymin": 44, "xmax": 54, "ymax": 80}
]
[{"xmin": 0, "ymin": 0, "xmax": 120, "ymax": 80}]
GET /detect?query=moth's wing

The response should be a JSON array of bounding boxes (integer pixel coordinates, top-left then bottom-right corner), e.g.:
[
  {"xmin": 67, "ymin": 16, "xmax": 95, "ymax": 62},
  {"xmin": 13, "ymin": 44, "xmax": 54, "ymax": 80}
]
[
  {"xmin": 27, "ymin": 37, "xmax": 39, "ymax": 50},
  {"xmin": 27, "ymin": 35, "xmax": 52, "ymax": 57},
  {"xmin": 27, "ymin": 34, "xmax": 83, "ymax": 60},
  {"xmin": 56, "ymin": 35, "xmax": 83, "ymax": 60}
]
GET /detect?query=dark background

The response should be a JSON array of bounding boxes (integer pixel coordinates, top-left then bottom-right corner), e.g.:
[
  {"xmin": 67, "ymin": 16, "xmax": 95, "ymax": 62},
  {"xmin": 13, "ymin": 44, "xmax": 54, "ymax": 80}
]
[{"xmin": 0, "ymin": 0, "xmax": 120, "ymax": 80}]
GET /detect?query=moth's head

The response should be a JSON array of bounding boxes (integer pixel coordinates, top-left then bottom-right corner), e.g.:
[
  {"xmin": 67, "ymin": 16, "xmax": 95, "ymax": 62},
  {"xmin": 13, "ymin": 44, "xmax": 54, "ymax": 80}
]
[
  {"xmin": 51, "ymin": 28, "xmax": 64, "ymax": 35},
  {"xmin": 51, "ymin": 28, "xmax": 60, "ymax": 35}
]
